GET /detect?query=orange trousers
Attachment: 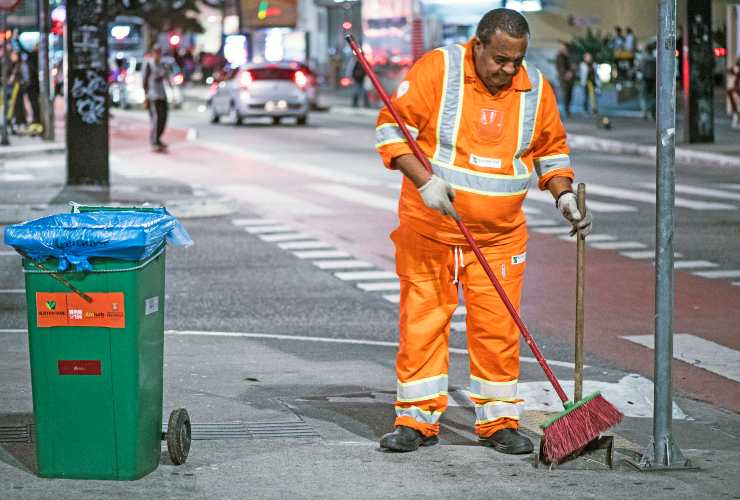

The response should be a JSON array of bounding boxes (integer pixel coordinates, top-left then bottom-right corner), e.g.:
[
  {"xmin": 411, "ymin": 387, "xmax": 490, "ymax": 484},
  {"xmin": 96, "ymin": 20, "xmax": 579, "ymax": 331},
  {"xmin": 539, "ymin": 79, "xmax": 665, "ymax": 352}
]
[{"xmin": 391, "ymin": 225, "xmax": 526, "ymax": 438}]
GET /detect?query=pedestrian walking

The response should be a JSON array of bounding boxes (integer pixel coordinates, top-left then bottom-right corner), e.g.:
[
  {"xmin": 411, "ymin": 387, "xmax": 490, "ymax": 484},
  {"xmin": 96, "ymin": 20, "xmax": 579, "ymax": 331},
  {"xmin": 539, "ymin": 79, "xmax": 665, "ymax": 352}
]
[
  {"xmin": 351, "ymin": 59, "xmax": 369, "ymax": 108},
  {"xmin": 579, "ymin": 52, "xmax": 599, "ymax": 115},
  {"xmin": 639, "ymin": 43, "xmax": 657, "ymax": 121},
  {"xmin": 555, "ymin": 41, "xmax": 574, "ymax": 117},
  {"xmin": 374, "ymin": 8, "xmax": 591, "ymax": 454},
  {"xmin": 728, "ymin": 57, "xmax": 740, "ymax": 129},
  {"xmin": 143, "ymin": 45, "xmax": 170, "ymax": 152}
]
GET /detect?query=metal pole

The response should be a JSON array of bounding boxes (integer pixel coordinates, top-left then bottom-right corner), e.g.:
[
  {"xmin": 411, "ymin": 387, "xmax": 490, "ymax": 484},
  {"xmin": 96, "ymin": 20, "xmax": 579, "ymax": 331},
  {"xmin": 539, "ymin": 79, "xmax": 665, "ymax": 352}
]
[
  {"xmin": 633, "ymin": 0, "xmax": 692, "ymax": 471},
  {"xmin": 1, "ymin": 11, "xmax": 9, "ymax": 146},
  {"xmin": 38, "ymin": 0, "xmax": 54, "ymax": 141}
]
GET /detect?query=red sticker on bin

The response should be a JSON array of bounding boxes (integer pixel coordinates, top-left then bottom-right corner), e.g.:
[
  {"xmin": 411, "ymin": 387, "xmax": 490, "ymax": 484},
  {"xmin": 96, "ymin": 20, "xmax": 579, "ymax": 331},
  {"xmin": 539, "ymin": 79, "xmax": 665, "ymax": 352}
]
[
  {"xmin": 36, "ymin": 292, "xmax": 125, "ymax": 328},
  {"xmin": 58, "ymin": 360, "xmax": 102, "ymax": 375}
]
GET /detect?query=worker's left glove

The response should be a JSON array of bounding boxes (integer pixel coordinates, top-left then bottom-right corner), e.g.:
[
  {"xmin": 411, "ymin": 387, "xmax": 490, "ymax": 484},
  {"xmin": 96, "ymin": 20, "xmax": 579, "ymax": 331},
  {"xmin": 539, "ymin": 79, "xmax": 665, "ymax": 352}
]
[
  {"xmin": 557, "ymin": 191, "xmax": 593, "ymax": 237},
  {"xmin": 418, "ymin": 174, "xmax": 460, "ymax": 221}
]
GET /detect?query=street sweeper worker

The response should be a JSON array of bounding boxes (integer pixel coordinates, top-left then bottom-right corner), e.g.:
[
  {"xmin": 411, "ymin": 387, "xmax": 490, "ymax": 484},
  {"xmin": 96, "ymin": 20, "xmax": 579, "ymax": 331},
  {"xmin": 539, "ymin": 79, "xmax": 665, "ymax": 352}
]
[{"xmin": 375, "ymin": 8, "xmax": 592, "ymax": 454}]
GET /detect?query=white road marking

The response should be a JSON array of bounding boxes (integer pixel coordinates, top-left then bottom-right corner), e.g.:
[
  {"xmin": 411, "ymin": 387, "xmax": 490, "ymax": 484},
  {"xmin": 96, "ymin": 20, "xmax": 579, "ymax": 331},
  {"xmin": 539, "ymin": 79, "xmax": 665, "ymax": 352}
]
[
  {"xmin": 309, "ymin": 183, "xmax": 397, "ymax": 212},
  {"xmin": 526, "ymin": 219, "xmax": 558, "ymax": 227},
  {"xmin": 531, "ymin": 226, "xmax": 572, "ymax": 235},
  {"xmin": 517, "ymin": 374, "xmax": 687, "ymax": 419},
  {"xmin": 722, "ymin": 184, "xmax": 740, "ymax": 191},
  {"xmin": 558, "ymin": 233, "xmax": 616, "ymax": 242},
  {"xmin": 317, "ymin": 128, "xmax": 342, "ymax": 137},
  {"xmin": 232, "ymin": 218, "xmax": 280, "ymax": 226},
  {"xmin": 2, "ymin": 159, "xmax": 58, "ymax": 169},
  {"xmin": 733, "ymin": 282, "xmax": 740, "ymax": 286},
  {"xmin": 334, "ymin": 271, "xmax": 397, "ymax": 281},
  {"xmin": 313, "ymin": 260, "xmax": 373, "ymax": 270},
  {"xmin": 278, "ymin": 241, "xmax": 333, "ymax": 250},
  {"xmin": 526, "ymin": 189, "xmax": 637, "ymax": 212},
  {"xmin": 293, "ymin": 250, "xmax": 350, "ymax": 259},
  {"xmin": 357, "ymin": 282, "xmax": 400, "ymax": 291},
  {"xmin": 383, "ymin": 294, "xmax": 400, "ymax": 303},
  {"xmin": 245, "ymin": 225, "xmax": 296, "ymax": 234},
  {"xmin": 623, "ymin": 334, "xmax": 740, "ymax": 383},
  {"xmin": 163, "ymin": 330, "xmax": 578, "ymax": 368},
  {"xmin": 0, "ymin": 289, "xmax": 25, "ymax": 294},
  {"xmin": 259, "ymin": 232, "xmax": 313, "ymax": 242},
  {"xmin": 670, "ymin": 260, "xmax": 719, "ymax": 269},
  {"xmin": 0, "ymin": 174, "xmax": 33, "ymax": 181},
  {"xmin": 0, "ymin": 329, "xmax": 25, "ymax": 333},
  {"xmin": 620, "ymin": 250, "xmax": 684, "ymax": 260},
  {"xmin": 590, "ymin": 241, "xmax": 646, "ymax": 250},
  {"xmin": 522, "ymin": 205, "xmax": 542, "ymax": 215},
  {"xmin": 692, "ymin": 270, "xmax": 740, "ymax": 279},
  {"xmin": 642, "ymin": 182, "xmax": 740, "ymax": 202},
  {"xmin": 587, "ymin": 183, "xmax": 735, "ymax": 211},
  {"xmin": 212, "ymin": 184, "xmax": 333, "ymax": 216}
]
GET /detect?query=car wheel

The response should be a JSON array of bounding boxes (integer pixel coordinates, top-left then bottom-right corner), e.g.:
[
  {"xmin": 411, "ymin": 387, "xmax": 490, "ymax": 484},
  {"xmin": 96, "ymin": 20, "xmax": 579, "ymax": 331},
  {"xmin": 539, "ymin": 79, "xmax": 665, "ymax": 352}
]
[
  {"xmin": 229, "ymin": 104, "xmax": 242, "ymax": 125},
  {"xmin": 297, "ymin": 115, "xmax": 308, "ymax": 126},
  {"xmin": 209, "ymin": 107, "xmax": 220, "ymax": 124}
]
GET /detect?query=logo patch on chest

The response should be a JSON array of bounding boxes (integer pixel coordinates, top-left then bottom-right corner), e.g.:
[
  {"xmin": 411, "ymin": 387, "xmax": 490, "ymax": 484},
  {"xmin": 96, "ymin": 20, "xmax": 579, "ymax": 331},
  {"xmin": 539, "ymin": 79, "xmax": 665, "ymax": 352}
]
[{"xmin": 469, "ymin": 154, "xmax": 502, "ymax": 168}]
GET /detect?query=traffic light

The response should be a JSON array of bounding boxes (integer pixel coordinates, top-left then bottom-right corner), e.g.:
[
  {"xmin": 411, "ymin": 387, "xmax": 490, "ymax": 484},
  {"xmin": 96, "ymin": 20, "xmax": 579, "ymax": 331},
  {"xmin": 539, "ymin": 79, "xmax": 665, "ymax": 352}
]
[{"xmin": 169, "ymin": 33, "xmax": 181, "ymax": 48}]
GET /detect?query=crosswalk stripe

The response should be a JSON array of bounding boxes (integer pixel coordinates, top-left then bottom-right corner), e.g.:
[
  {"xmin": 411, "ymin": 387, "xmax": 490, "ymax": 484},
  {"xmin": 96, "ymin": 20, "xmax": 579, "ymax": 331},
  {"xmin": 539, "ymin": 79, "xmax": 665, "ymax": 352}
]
[
  {"xmin": 308, "ymin": 184, "xmax": 396, "ymax": 211},
  {"xmin": 313, "ymin": 260, "xmax": 373, "ymax": 270},
  {"xmin": 733, "ymin": 282, "xmax": 740, "ymax": 286},
  {"xmin": 692, "ymin": 270, "xmax": 740, "ymax": 279},
  {"xmin": 558, "ymin": 234, "xmax": 616, "ymax": 242},
  {"xmin": 722, "ymin": 184, "xmax": 740, "ymax": 191},
  {"xmin": 278, "ymin": 241, "xmax": 333, "ymax": 250},
  {"xmin": 259, "ymin": 232, "xmax": 313, "ymax": 242},
  {"xmin": 357, "ymin": 282, "xmax": 400, "ymax": 291},
  {"xmin": 335, "ymin": 271, "xmax": 397, "ymax": 281},
  {"xmin": 526, "ymin": 189, "xmax": 637, "ymax": 212},
  {"xmin": 213, "ymin": 184, "xmax": 333, "ymax": 215},
  {"xmin": 0, "ymin": 174, "xmax": 33, "ymax": 181},
  {"xmin": 245, "ymin": 225, "xmax": 296, "ymax": 234},
  {"xmin": 587, "ymin": 183, "xmax": 735, "ymax": 211},
  {"xmin": 293, "ymin": 250, "xmax": 350, "ymax": 259},
  {"xmin": 590, "ymin": 241, "xmax": 646, "ymax": 250},
  {"xmin": 620, "ymin": 250, "xmax": 684, "ymax": 259},
  {"xmin": 383, "ymin": 294, "xmax": 400, "ymax": 303},
  {"xmin": 232, "ymin": 218, "xmax": 280, "ymax": 226},
  {"xmin": 622, "ymin": 334, "xmax": 740, "ymax": 383},
  {"xmin": 642, "ymin": 183, "xmax": 740, "ymax": 202},
  {"xmin": 671, "ymin": 260, "xmax": 719, "ymax": 270},
  {"xmin": 526, "ymin": 219, "xmax": 558, "ymax": 227},
  {"xmin": 531, "ymin": 226, "xmax": 572, "ymax": 235},
  {"xmin": 0, "ymin": 289, "xmax": 25, "ymax": 293}
]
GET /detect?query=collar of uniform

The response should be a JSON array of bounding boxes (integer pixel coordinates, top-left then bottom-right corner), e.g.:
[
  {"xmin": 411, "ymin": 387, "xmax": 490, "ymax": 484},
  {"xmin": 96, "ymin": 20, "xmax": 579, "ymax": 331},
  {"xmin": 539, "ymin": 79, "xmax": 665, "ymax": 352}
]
[{"xmin": 463, "ymin": 38, "xmax": 532, "ymax": 94}]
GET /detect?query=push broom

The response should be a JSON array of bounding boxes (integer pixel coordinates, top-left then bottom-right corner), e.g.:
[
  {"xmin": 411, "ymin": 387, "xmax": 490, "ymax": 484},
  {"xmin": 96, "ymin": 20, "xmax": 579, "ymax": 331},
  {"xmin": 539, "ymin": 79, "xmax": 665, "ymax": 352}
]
[{"xmin": 345, "ymin": 34, "xmax": 622, "ymax": 462}]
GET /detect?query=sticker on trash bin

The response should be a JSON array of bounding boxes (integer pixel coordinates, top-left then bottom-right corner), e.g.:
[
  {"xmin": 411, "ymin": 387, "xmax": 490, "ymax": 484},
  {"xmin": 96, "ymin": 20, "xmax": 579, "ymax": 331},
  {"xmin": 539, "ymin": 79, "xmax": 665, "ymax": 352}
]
[
  {"xmin": 36, "ymin": 292, "xmax": 125, "ymax": 328},
  {"xmin": 58, "ymin": 360, "xmax": 101, "ymax": 375},
  {"xmin": 145, "ymin": 296, "xmax": 159, "ymax": 316}
]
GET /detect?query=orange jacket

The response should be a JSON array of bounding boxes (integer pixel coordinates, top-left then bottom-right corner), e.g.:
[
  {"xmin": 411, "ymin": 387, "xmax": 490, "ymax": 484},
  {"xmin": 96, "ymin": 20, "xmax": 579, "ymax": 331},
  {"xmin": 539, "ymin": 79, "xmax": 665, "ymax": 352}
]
[{"xmin": 376, "ymin": 39, "xmax": 574, "ymax": 246}]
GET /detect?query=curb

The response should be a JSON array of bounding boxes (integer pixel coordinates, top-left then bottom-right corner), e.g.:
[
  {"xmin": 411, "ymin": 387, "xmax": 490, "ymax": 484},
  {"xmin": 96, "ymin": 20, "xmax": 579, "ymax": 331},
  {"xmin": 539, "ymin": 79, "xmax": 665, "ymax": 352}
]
[
  {"xmin": 0, "ymin": 143, "xmax": 65, "ymax": 160},
  {"xmin": 568, "ymin": 133, "xmax": 740, "ymax": 169}
]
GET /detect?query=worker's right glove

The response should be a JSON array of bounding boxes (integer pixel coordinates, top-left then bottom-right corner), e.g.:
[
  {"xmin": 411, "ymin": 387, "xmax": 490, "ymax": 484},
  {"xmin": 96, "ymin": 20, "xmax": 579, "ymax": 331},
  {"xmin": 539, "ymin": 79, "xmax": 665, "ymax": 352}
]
[
  {"xmin": 418, "ymin": 174, "xmax": 460, "ymax": 221},
  {"xmin": 557, "ymin": 191, "xmax": 593, "ymax": 237}
]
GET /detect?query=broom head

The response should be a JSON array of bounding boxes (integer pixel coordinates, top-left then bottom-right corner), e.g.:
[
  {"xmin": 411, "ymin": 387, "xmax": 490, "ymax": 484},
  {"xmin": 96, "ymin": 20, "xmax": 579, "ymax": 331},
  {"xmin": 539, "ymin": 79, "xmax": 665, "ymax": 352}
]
[{"xmin": 540, "ymin": 391, "xmax": 623, "ymax": 462}]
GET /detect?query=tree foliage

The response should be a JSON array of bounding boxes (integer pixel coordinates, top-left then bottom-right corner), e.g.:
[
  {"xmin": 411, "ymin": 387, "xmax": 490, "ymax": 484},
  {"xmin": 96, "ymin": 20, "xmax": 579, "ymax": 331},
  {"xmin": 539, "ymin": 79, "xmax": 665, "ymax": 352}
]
[{"xmin": 567, "ymin": 28, "xmax": 614, "ymax": 64}]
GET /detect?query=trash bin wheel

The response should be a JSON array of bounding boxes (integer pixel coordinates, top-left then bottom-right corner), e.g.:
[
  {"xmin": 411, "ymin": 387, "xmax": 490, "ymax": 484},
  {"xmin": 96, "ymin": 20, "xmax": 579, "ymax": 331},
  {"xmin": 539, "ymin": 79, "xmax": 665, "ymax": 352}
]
[{"xmin": 166, "ymin": 408, "xmax": 191, "ymax": 465}]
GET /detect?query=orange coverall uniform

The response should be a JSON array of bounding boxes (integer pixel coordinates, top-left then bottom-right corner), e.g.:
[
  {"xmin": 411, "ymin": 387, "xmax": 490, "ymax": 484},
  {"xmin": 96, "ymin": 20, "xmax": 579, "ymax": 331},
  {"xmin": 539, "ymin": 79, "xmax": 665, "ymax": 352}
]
[{"xmin": 375, "ymin": 39, "xmax": 574, "ymax": 438}]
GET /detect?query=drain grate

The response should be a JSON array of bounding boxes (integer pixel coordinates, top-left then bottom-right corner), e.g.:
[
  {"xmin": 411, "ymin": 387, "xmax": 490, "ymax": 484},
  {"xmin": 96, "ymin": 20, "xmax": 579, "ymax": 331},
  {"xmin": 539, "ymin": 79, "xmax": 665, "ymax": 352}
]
[
  {"xmin": 162, "ymin": 420, "xmax": 320, "ymax": 441},
  {"xmin": 0, "ymin": 420, "xmax": 319, "ymax": 443},
  {"xmin": 0, "ymin": 424, "xmax": 33, "ymax": 443}
]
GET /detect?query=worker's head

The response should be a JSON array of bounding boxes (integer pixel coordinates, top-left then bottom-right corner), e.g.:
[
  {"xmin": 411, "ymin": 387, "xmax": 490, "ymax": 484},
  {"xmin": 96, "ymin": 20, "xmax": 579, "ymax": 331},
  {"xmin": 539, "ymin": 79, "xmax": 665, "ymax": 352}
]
[
  {"xmin": 473, "ymin": 8, "xmax": 529, "ymax": 94},
  {"xmin": 151, "ymin": 44, "xmax": 162, "ymax": 62}
]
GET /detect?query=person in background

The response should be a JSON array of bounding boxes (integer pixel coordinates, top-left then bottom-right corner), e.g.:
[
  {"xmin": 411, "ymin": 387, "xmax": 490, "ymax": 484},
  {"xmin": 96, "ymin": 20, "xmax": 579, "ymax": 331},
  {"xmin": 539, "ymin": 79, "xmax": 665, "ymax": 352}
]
[
  {"xmin": 638, "ymin": 43, "xmax": 657, "ymax": 121},
  {"xmin": 555, "ymin": 41, "xmax": 574, "ymax": 118},
  {"xmin": 579, "ymin": 51, "xmax": 599, "ymax": 115},
  {"xmin": 143, "ymin": 44, "xmax": 170, "ymax": 152},
  {"xmin": 728, "ymin": 57, "xmax": 740, "ymax": 129},
  {"xmin": 351, "ymin": 59, "xmax": 369, "ymax": 108}
]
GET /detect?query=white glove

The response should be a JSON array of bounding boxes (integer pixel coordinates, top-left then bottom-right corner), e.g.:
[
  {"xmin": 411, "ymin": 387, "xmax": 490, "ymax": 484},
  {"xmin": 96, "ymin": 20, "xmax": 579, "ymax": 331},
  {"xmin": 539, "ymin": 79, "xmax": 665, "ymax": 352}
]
[
  {"xmin": 557, "ymin": 191, "xmax": 593, "ymax": 237},
  {"xmin": 418, "ymin": 174, "xmax": 460, "ymax": 221}
]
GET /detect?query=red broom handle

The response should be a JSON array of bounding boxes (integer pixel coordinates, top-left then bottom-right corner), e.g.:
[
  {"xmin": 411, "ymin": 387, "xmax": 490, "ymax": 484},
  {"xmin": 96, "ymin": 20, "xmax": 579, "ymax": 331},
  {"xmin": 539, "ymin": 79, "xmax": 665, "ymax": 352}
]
[{"xmin": 346, "ymin": 34, "xmax": 570, "ymax": 405}]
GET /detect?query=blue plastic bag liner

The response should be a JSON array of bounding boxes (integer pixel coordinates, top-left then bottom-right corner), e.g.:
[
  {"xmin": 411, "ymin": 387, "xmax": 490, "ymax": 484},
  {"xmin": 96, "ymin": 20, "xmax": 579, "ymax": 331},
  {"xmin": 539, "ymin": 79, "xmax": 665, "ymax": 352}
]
[{"xmin": 3, "ymin": 208, "xmax": 193, "ymax": 272}]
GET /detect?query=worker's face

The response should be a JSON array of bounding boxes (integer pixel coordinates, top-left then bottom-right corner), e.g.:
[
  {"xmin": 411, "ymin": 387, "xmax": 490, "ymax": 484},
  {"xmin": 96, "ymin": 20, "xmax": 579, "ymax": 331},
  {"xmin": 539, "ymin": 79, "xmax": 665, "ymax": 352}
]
[{"xmin": 473, "ymin": 30, "xmax": 528, "ymax": 93}]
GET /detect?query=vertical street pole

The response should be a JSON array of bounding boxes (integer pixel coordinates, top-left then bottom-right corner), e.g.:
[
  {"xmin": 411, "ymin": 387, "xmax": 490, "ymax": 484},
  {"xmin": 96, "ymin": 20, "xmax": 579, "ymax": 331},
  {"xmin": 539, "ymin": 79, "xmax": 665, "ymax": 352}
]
[
  {"xmin": 65, "ymin": 0, "xmax": 109, "ymax": 186},
  {"xmin": 1, "ymin": 11, "xmax": 9, "ymax": 146},
  {"xmin": 38, "ymin": 0, "xmax": 54, "ymax": 142},
  {"xmin": 632, "ymin": 0, "xmax": 692, "ymax": 471}
]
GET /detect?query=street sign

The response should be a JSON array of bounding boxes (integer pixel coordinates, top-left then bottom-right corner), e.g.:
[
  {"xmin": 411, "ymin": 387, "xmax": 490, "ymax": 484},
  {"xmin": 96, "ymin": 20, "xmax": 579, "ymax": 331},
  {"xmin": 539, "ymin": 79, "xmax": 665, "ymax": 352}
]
[{"xmin": 0, "ymin": 0, "xmax": 19, "ymax": 11}]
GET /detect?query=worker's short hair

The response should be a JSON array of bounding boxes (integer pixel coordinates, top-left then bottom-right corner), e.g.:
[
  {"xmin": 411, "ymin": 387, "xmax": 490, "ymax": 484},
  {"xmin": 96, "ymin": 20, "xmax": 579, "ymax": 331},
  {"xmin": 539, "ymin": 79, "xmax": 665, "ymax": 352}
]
[{"xmin": 476, "ymin": 8, "xmax": 530, "ymax": 44}]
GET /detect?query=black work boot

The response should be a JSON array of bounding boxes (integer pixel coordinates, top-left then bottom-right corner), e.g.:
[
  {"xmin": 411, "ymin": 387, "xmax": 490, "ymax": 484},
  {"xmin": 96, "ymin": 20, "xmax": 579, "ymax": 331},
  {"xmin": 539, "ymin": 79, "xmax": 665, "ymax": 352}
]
[
  {"xmin": 379, "ymin": 426, "xmax": 439, "ymax": 452},
  {"xmin": 478, "ymin": 428, "xmax": 533, "ymax": 455}
]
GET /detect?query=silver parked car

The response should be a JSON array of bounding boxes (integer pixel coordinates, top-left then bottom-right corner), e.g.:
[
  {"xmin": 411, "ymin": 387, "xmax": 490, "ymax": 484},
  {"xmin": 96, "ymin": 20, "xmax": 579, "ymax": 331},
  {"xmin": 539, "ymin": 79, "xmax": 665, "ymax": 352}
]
[{"xmin": 208, "ymin": 62, "xmax": 310, "ymax": 125}]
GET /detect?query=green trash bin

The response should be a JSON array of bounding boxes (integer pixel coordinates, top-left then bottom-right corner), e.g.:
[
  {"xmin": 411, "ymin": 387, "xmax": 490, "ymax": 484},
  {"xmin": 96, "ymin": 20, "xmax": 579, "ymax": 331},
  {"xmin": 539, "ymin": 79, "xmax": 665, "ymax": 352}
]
[{"xmin": 13, "ymin": 207, "xmax": 191, "ymax": 480}]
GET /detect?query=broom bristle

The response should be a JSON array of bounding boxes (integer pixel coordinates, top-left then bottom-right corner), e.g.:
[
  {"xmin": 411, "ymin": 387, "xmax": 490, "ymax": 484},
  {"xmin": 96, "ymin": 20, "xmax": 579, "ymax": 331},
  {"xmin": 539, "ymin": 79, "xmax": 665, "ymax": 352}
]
[{"xmin": 541, "ymin": 394, "xmax": 623, "ymax": 462}]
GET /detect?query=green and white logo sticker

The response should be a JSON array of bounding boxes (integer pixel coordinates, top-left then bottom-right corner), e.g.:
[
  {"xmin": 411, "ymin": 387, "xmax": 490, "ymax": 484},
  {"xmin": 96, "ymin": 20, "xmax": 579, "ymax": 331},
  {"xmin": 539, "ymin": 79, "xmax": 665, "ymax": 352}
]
[{"xmin": 511, "ymin": 252, "xmax": 527, "ymax": 265}]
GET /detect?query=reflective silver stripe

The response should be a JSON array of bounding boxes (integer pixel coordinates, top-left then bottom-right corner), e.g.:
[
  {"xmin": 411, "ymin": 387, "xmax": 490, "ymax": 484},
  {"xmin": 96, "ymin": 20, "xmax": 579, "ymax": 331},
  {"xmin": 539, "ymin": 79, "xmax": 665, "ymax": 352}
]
[
  {"xmin": 431, "ymin": 159, "xmax": 531, "ymax": 196},
  {"xmin": 434, "ymin": 44, "xmax": 465, "ymax": 165},
  {"xmin": 533, "ymin": 154, "xmax": 571, "ymax": 177},
  {"xmin": 469, "ymin": 376, "xmax": 518, "ymax": 400},
  {"xmin": 375, "ymin": 123, "xmax": 419, "ymax": 148},
  {"xmin": 395, "ymin": 405, "xmax": 443, "ymax": 424},
  {"xmin": 474, "ymin": 401, "xmax": 523, "ymax": 424},
  {"xmin": 397, "ymin": 375, "xmax": 448, "ymax": 403},
  {"xmin": 513, "ymin": 63, "xmax": 544, "ymax": 176}
]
